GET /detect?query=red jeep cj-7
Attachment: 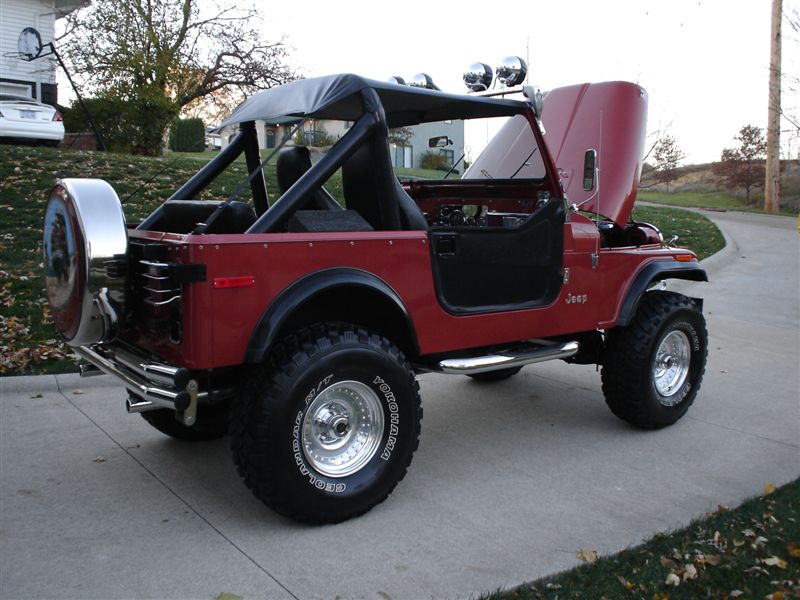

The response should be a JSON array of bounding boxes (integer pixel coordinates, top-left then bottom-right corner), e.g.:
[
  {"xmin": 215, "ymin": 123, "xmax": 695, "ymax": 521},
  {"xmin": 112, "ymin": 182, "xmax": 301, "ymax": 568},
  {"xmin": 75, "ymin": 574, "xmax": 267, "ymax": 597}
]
[{"xmin": 43, "ymin": 74, "xmax": 708, "ymax": 523}]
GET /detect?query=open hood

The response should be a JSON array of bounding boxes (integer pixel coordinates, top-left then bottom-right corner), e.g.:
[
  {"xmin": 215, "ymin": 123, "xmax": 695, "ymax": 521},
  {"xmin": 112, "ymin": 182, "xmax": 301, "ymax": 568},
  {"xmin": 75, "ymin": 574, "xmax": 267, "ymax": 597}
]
[{"xmin": 541, "ymin": 81, "xmax": 648, "ymax": 225}]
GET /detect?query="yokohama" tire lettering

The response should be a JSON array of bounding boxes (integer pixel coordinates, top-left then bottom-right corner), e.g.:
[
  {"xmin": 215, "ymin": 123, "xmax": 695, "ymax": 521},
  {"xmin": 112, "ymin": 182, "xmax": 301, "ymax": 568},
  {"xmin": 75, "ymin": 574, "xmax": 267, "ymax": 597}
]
[{"xmin": 374, "ymin": 375, "xmax": 399, "ymax": 460}]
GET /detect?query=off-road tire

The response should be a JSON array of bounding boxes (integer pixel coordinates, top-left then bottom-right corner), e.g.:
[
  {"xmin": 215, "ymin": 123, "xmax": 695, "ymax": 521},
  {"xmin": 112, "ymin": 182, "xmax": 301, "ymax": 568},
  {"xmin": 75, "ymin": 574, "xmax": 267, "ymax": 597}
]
[
  {"xmin": 468, "ymin": 366, "xmax": 522, "ymax": 383},
  {"xmin": 230, "ymin": 322, "xmax": 422, "ymax": 524},
  {"xmin": 140, "ymin": 402, "xmax": 230, "ymax": 441},
  {"xmin": 601, "ymin": 291, "xmax": 707, "ymax": 429}
]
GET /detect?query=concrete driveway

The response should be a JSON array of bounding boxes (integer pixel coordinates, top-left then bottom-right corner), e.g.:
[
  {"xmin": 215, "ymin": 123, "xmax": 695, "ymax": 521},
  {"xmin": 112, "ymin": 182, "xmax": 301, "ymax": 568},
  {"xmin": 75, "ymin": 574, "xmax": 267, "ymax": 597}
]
[{"xmin": 2, "ymin": 210, "xmax": 798, "ymax": 600}]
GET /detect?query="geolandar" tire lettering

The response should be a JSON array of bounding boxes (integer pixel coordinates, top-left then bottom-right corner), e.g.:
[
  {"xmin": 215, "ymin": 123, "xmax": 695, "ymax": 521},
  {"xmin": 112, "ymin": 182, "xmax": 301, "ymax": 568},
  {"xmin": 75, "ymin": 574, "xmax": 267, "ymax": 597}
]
[{"xmin": 293, "ymin": 374, "xmax": 345, "ymax": 494}]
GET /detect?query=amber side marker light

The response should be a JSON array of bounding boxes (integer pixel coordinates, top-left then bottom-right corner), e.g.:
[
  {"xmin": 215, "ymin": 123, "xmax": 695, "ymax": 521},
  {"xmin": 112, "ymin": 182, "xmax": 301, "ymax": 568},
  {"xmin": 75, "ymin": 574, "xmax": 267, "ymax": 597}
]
[
  {"xmin": 673, "ymin": 254, "xmax": 695, "ymax": 262},
  {"xmin": 213, "ymin": 276, "xmax": 255, "ymax": 289}
]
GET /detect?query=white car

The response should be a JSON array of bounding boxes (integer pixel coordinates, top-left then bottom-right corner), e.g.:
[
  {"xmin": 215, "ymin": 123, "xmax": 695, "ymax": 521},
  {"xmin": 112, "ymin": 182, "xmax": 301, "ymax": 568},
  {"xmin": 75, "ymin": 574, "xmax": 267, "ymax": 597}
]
[{"xmin": 0, "ymin": 94, "xmax": 64, "ymax": 146}]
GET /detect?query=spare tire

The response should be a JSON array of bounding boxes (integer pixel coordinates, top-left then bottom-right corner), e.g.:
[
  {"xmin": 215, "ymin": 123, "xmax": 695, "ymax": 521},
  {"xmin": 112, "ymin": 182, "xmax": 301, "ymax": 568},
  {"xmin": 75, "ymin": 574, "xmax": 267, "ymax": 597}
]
[{"xmin": 43, "ymin": 179, "xmax": 128, "ymax": 346}]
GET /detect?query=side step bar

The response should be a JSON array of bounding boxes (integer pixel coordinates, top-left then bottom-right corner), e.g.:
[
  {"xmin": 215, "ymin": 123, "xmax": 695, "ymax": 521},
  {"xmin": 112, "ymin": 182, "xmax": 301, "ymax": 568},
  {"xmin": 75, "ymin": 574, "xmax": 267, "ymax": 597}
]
[{"xmin": 436, "ymin": 341, "xmax": 579, "ymax": 375}]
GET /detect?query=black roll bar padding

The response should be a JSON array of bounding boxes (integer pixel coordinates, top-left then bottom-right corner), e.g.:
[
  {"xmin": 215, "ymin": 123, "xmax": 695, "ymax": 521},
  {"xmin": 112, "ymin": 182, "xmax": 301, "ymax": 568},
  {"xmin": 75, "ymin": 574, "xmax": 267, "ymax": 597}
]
[
  {"xmin": 136, "ymin": 128, "xmax": 248, "ymax": 230},
  {"xmin": 360, "ymin": 91, "xmax": 401, "ymax": 231},
  {"xmin": 245, "ymin": 111, "xmax": 379, "ymax": 233},
  {"xmin": 240, "ymin": 121, "xmax": 269, "ymax": 216}
]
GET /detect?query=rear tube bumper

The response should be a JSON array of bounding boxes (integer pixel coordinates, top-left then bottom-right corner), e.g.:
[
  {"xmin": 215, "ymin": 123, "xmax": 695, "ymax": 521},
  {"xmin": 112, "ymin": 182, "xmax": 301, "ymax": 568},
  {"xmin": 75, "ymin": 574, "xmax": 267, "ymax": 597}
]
[{"xmin": 72, "ymin": 344, "xmax": 203, "ymax": 413}]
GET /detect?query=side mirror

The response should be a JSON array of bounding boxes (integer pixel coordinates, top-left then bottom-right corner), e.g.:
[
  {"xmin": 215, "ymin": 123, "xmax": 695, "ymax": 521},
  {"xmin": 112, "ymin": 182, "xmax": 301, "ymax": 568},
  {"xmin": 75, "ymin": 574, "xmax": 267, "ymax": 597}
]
[
  {"xmin": 583, "ymin": 149, "xmax": 597, "ymax": 191},
  {"xmin": 429, "ymin": 136, "xmax": 453, "ymax": 148}
]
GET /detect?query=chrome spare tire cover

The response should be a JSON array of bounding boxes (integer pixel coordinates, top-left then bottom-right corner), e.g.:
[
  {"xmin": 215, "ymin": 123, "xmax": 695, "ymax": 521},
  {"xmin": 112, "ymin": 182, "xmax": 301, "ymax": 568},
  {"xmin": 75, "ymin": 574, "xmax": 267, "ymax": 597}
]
[{"xmin": 43, "ymin": 178, "xmax": 128, "ymax": 346}]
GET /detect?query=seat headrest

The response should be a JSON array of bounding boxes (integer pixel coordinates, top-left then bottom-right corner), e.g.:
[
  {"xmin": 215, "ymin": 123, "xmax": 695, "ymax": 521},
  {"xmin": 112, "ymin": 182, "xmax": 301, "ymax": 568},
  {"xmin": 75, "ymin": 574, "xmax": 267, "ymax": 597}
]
[{"xmin": 276, "ymin": 146, "xmax": 313, "ymax": 194}]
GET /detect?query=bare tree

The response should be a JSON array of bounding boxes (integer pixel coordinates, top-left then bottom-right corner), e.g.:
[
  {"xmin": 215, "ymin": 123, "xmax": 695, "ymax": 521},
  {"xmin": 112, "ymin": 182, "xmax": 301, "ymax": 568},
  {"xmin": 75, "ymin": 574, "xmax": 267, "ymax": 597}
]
[
  {"xmin": 783, "ymin": 6, "xmax": 800, "ymax": 164},
  {"xmin": 61, "ymin": 0, "xmax": 298, "ymax": 154},
  {"xmin": 713, "ymin": 125, "xmax": 768, "ymax": 204},
  {"xmin": 388, "ymin": 127, "xmax": 413, "ymax": 147},
  {"xmin": 652, "ymin": 135, "xmax": 685, "ymax": 193}
]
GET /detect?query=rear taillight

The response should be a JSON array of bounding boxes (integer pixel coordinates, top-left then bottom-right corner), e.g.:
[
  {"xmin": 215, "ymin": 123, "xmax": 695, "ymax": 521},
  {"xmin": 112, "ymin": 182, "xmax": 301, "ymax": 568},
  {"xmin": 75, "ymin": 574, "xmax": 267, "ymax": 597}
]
[{"xmin": 53, "ymin": 111, "xmax": 63, "ymax": 122}]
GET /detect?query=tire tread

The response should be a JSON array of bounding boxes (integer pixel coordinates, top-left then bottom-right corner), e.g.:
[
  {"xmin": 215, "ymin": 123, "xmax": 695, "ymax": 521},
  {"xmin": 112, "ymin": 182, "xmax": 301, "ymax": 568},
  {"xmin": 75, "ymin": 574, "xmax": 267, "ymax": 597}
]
[{"xmin": 230, "ymin": 322, "xmax": 421, "ymax": 524}]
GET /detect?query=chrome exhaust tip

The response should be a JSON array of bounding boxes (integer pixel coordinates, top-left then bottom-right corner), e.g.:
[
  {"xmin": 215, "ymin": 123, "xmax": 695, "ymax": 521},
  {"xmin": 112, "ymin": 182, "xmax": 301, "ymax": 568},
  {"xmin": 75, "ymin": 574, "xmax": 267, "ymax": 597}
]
[{"xmin": 126, "ymin": 396, "xmax": 159, "ymax": 413}]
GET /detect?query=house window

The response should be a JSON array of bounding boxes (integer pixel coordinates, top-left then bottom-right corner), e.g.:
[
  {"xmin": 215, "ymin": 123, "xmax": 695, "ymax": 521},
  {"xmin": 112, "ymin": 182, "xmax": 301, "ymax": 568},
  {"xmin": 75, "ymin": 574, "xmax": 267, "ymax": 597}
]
[
  {"xmin": 439, "ymin": 149, "xmax": 454, "ymax": 165},
  {"xmin": 392, "ymin": 145, "xmax": 412, "ymax": 168},
  {"xmin": 0, "ymin": 82, "xmax": 32, "ymax": 97}
]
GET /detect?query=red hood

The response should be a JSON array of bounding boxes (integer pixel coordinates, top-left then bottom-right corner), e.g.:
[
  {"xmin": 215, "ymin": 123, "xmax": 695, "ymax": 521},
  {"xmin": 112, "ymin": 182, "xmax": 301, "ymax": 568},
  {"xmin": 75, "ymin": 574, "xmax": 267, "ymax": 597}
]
[{"xmin": 541, "ymin": 81, "xmax": 648, "ymax": 225}]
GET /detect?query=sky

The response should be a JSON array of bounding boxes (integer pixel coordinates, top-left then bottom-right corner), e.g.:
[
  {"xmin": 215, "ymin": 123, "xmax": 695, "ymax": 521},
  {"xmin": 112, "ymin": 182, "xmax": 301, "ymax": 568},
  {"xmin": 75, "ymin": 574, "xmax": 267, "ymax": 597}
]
[{"xmin": 260, "ymin": 0, "xmax": 798, "ymax": 165}]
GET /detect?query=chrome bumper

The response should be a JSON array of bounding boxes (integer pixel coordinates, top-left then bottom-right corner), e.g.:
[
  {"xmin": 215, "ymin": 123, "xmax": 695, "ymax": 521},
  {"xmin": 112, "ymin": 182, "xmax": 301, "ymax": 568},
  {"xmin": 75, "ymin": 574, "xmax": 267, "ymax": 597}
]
[{"xmin": 73, "ymin": 344, "xmax": 205, "ymax": 415}]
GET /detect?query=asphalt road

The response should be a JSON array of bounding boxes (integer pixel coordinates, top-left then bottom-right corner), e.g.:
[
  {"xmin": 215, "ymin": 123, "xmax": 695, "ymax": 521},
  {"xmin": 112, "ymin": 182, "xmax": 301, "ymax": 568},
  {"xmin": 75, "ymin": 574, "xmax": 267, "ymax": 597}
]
[{"xmin": 2, "ymin": 210, "xmax": 798, "ymax": 600}]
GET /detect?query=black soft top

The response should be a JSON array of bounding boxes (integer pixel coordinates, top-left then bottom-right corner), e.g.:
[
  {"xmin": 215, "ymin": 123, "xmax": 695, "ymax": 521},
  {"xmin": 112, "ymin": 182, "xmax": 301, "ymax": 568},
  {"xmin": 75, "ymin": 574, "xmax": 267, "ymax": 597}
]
[{"xmin": 220, "ymin": 73, "xmax": 527, "ymax": 128}]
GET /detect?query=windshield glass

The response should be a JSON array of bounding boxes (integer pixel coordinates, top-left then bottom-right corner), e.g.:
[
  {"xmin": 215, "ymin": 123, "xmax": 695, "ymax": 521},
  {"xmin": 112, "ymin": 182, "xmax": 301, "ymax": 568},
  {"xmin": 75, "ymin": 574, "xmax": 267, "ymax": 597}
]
[{"xmin": 392, "ymin": 114, "xmax": 544, "ymax": 182}]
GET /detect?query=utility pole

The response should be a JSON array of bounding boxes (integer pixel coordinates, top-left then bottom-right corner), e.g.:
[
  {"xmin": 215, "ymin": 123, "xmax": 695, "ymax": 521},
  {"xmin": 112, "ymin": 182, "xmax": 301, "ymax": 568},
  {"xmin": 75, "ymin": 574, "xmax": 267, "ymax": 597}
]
[{"xmin": 765, "ymin": 0, "xmax": 782, "ymax": 212}]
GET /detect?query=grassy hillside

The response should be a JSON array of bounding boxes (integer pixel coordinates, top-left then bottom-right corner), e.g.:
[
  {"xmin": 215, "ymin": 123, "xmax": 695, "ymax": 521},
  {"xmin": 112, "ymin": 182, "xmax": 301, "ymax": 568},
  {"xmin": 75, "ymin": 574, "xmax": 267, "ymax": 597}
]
[{"xmin": 640, "ymin": 161, "xmax": 800, "ymax": 213}]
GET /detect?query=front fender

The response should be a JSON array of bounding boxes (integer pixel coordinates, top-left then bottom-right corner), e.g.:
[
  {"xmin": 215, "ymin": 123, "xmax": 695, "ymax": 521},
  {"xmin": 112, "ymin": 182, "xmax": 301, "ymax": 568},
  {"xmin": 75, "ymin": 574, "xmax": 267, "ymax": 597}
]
[
  {"xmin": 245, "ymin": 267, "xmax": 418, "ymax": 363},
  {"xmin": 616, "ymin": 260, "xmax": 707, "ymax": 326}
]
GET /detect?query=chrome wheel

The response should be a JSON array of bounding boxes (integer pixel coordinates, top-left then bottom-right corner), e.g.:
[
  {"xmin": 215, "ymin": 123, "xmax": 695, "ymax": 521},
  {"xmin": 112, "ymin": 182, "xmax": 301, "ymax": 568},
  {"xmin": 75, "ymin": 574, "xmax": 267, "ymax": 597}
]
[
  {"xmin": 653, "ymin": 330, "xmax": 691, "ymax": 404},
  {"xmin": 302, "ymin": 380, "xmax": 384, "ymax": 478}
]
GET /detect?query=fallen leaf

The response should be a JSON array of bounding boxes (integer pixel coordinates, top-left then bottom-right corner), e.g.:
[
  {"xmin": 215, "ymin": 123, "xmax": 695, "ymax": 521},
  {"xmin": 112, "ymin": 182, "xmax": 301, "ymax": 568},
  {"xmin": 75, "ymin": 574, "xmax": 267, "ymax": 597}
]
[
  {"xmin": 762, "ymin": 556, "xmax": 788, "ymax": 569},
  {"xmin": 215, "ymin": 594, "xmax": 242, "ymax": 600},
  {"xmin": 787, "ymin": 542, "xmax": 800, "ymax": 558},
  {"xmin": 72, "ymin": 389, "xmax": 84, "ymax": 395},
  {"xmin": 707, "ymin": 505, "xmax": 729, "ymax": 517},
  {"xmin": 577, "ymin": 549, "xmax": 599, "ymax": 563},
  {"xmin": 754, "ymin": 536, "xmax": 769, "ymax": 547},
  {"xmin": 763, "ymin": 483, "xmax": 778, "ymax": 495},
  {"xmin": 92, "ymin": 456, "xmax": 106, "ymax": 463},
  {"xmin": 703, "ymin": 554, "xmax": 722, "ymax": 566},
  {"xmin": 730, "ymin": 592, "xmax": 744, "ymax": 598},
  {"xmin": 768, "ymin": 592, "xmax": 786, "ymax": 600},
  {"xmin": 682, "ymin": 563, "xmax": 698, "ymax": 581},
  {"xmin": 660, "ymin": 556, "xmax": 677, "ymax": 568},
  {"xmin": 665, "ymin": 573, "xmax": 680, "ymax": 586},
  {"xmin": 617, "ymin": 575, "xmax": 634, "ymax": 591},
  {"xmin": 29, "ymin": 393, "xmax": 43, "ymax": 399}
]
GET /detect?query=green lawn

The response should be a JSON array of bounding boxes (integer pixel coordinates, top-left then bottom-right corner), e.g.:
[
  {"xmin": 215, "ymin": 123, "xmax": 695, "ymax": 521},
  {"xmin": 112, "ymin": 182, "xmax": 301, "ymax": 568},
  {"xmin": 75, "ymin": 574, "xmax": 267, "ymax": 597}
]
[
  {"xmin": 632, "ymin": 205, "xmax": 724, "ymax": 261},
  {"xmin": 0, "ymin": 144, "xmax": 724, "ymax": 375},
  {"xmin": 486, "ymin": 479, "xmax": 800, "ymax": 599},
  {"xmin": 396, "ymin": 166, "xmax": 455, "ymax": 180},
  {"xmin": 639, "ymin": 190, "xmax": 797, "ymax": 217}
]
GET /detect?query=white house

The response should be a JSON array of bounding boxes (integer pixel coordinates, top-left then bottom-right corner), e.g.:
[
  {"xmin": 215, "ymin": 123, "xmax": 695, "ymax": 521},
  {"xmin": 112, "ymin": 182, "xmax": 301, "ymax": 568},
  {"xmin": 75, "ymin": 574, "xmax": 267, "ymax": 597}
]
[
  {"xmin": 0, "ymin": 0, "xmax": 85, "ymax": 104},
  {"xmin": 219, "ymin": 117, "xmax": 465, "ymax": 171}
]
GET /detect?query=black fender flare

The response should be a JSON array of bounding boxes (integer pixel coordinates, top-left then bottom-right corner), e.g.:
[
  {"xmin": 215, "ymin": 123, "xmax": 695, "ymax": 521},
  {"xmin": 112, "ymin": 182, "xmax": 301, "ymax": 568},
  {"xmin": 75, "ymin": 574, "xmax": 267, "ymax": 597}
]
[
  {"xmin": 616, "ymin": 260, "xmax": 707, "ymax": 327},
  {"xmin": 244, "ymin": 267, "xmax": 419, "ymax": 363}
]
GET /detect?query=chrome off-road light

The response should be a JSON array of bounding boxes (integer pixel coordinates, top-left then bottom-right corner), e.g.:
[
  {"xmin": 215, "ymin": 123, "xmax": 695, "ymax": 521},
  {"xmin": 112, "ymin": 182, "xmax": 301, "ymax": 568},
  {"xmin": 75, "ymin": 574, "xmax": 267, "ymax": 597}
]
[
  {"xmin": 463, "ymin": 62, "xmax": 493, "ymax": 92},
  {"xmin": 409, "ymin": 73, "xmax": 440, "ymax": 90},
  {"xmin": 43, "ymin": 179, "xmax": 128, "ymax": 346},
  {"xmin": 496, "ymin": 55, "xmax": 528, "ymax": 87}
]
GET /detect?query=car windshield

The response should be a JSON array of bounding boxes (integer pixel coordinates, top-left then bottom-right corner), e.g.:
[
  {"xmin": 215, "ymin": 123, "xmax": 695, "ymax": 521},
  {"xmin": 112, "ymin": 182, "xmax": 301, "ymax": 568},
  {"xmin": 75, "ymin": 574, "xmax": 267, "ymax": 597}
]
[{"xmin": 393, "ymin": 114, "xmax": 545, "ymax": 183}]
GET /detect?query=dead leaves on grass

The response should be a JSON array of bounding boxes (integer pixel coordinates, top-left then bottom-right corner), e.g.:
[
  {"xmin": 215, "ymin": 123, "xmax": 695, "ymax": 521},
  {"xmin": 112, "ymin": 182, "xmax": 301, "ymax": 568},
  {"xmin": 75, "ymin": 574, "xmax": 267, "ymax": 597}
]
[{"xmin": 0, "ymin": 269, "xmax": 72, "ymax": 374}]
